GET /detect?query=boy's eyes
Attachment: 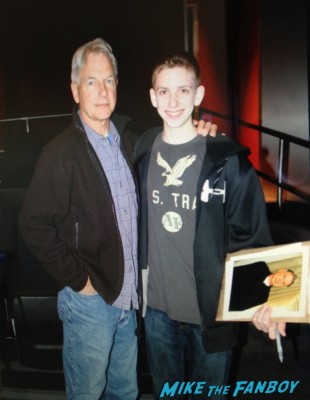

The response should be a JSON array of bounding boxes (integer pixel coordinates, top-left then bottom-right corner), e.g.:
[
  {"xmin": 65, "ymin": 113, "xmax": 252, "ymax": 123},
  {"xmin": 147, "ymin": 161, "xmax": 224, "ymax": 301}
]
[{"xmin": 157, "ymin": 88, "xmax": 191, "ymax": 96}]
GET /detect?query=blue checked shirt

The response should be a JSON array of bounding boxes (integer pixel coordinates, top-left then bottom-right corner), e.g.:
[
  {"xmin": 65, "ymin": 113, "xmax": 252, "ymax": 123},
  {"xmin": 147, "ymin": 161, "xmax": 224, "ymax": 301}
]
[{"xmin": 82, "ymin": 118, "xmax": 139, "ymax": 310}]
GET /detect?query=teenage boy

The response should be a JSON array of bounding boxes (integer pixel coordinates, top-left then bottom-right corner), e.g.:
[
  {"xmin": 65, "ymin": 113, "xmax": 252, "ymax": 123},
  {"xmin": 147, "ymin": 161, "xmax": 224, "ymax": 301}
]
[{"xmin": 136, "ymin": 53, "xmax": 273, "ymax": 399}]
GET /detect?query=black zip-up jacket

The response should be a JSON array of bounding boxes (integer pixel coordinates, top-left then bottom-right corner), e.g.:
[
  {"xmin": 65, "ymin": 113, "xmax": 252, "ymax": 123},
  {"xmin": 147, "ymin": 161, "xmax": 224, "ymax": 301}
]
[
  {"xmin": 19, "ymin": 108, "xmax": 138, "ymax": 304},
  {"xmin": 136, "ymin": 128, "xmax": 273, "ymax": 353}
]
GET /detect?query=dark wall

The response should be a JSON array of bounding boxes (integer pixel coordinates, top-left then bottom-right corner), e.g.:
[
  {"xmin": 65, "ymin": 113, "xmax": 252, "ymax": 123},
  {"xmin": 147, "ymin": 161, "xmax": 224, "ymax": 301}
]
[
  {"xmin": 0, "ymin": 0, "xmax": 185, "ymax": 134},
  {"xmin": 261, "ymin": 0, "xmax": 310, "ymax": 197},
  {"xmin": 261, "ymin": 0, "xmax": 309, "ymax": 140}
]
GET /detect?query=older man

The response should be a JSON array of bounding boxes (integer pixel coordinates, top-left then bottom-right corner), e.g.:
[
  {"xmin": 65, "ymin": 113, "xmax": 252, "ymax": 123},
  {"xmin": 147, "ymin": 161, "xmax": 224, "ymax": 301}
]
[{"xmin": 19, "ymin": 38, "xmax": 140, "ymax": 400}]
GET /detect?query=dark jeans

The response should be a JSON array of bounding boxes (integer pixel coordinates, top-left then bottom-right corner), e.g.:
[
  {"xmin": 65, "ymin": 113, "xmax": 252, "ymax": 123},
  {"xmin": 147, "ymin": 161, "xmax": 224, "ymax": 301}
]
[{"xmin": 144, "ymin": 307, "xmax": 232, "ymax": 400}]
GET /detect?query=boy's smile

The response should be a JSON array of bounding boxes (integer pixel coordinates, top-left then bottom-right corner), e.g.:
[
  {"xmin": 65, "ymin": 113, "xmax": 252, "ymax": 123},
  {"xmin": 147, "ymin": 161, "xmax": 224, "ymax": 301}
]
[{"xmin": 150, "ymin": 67, "xmax": 204, "ymax": 140}]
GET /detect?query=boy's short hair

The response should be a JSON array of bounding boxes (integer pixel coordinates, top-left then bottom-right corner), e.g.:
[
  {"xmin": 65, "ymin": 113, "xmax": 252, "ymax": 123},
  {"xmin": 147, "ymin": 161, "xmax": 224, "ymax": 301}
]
[{"xmin": 151, "ymin": 52, "xmax": 201, "ymax": 87}]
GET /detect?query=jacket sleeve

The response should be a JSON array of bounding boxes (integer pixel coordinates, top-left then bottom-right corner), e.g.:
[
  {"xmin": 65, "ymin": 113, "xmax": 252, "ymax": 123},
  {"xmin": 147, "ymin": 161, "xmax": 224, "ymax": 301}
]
[
  {"xmin": 18, "ymin": 146, "xmax": 89, "ymax": 291},
  {"xmin": 225, "ymin": 154, "xmax": 273, "ymax": 252}
]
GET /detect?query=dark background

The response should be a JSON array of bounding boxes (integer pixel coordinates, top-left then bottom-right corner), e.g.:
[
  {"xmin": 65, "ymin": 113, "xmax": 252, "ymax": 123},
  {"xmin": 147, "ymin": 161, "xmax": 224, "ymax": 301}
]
[{"xmin": 0, "ymin": 0, "xmax": 186, "ymax": 134}]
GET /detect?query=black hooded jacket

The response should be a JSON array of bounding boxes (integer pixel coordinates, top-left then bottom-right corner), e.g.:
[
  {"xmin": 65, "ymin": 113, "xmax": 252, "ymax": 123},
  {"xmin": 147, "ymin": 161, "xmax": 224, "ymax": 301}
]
[{"xmin": 136, "ymin": 128, "xmax": 273, "ymax": 353}]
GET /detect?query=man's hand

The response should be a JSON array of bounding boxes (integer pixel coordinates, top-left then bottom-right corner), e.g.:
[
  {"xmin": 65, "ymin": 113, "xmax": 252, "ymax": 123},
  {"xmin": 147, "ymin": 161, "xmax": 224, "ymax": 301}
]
[
  {"xmin": 252, "ymin": 304, "xmax": 286, "ymax": 340},
  {"xmin": 193, "ymin": 120, "xmax": 218, "ymax": 137},
  {"xmin": 79, "ymin": 277, "xmax": 97, "ymax": 295}
]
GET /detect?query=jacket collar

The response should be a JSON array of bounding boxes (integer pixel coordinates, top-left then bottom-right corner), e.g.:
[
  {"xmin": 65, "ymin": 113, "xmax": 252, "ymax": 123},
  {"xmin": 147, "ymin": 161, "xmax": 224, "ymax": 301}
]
[{"xmin": 71, "ymin": 104, "xmax": 130, "ymax": 137}]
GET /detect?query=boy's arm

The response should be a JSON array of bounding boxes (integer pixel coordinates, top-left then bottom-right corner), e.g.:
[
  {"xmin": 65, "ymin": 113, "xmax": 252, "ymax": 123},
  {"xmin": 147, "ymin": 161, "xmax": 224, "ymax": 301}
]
[
  {"xmin": 225, "ymin": 154, "xmax": 273, "ymax": 252},
  {"xmin": 225, "ymin": 154, "xmax": 286, "ymax": 339}
]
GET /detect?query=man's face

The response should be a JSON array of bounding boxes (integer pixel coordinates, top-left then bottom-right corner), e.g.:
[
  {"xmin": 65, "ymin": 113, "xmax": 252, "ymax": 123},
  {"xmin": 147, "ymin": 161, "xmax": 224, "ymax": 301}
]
[
  {"xmin": 71, "ymin": 52, "xmax": 117, "ymax": 134},
  {"xmin": 270, "ymin": 269, "xmax": 295, "ymax": 287},
  {"xmin": 150, "ymin": 67, "xmax": 204, "ymax": 130}
]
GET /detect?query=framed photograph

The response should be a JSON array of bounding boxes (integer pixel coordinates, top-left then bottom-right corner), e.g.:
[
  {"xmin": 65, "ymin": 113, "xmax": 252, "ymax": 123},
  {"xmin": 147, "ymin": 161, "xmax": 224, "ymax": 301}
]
[{"xmin": 216, "ymin": 241, "xmax": 310, "ymax": 322}]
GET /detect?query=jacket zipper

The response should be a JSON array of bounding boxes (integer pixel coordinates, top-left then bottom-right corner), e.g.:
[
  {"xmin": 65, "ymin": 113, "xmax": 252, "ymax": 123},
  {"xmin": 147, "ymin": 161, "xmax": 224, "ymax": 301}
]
[{"xmin": 75, "ymin": 221, "xmax": 79, "ymax": 252}]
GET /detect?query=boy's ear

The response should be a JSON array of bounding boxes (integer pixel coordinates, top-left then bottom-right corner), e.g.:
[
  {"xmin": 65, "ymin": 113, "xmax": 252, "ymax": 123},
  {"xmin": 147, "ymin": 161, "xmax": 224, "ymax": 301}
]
[
  {"xmin": 194, "ymin": 85, "xmax": 205, "ymax": 106},
  {"xmin": 150, "ymin": 88, "xmax": 157, "ymax": 108}
]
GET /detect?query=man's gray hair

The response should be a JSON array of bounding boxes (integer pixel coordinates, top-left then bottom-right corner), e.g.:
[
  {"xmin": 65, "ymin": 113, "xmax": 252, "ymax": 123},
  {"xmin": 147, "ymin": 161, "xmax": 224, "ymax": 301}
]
[{"xmin": 71, "ymin": 38, "xmax": 118, "ymax": 83}]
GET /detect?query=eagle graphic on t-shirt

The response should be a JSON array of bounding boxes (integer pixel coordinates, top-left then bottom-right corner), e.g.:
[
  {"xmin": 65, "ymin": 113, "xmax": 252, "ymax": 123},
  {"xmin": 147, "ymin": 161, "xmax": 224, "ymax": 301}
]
[{"xmin": 157, "ymin": 152, "xmax": 197, "ymax": 187}]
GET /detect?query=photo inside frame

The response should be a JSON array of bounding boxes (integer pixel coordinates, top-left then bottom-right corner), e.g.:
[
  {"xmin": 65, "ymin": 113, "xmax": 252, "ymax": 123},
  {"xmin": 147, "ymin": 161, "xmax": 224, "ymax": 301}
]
[
  {"xmin": 219, "ymin": 242, "xmax": 309, "ymax": 322},
  {"xmin": 266, "ymin": 255, "xmax": 301, "ymax": 311}
]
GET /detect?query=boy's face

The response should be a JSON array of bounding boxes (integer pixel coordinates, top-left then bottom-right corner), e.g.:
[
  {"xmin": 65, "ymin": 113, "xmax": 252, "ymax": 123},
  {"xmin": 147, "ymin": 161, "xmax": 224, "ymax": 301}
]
[{"xmin": 150, "ymin": 67, "xmax": 204, "ymax": 130}]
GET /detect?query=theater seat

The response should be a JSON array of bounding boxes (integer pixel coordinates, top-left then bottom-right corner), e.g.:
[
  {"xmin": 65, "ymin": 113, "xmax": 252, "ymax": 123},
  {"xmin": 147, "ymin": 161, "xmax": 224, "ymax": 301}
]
[
  {"xmin": 12, "ymin": 296, "xmax": 62, "ymax": 370},
  {"xmin": 0, "ymin": 119, "xmax": 67, "ymax": 390},
  {"xmin": 1, "ymin": 234, "xmax": 64, "ymax": 390}
]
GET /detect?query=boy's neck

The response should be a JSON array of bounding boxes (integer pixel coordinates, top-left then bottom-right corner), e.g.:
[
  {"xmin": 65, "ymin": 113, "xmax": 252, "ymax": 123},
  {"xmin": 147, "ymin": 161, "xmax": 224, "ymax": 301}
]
[{"xmin": 161, "ymin": 121, "xmax": 198, "ymax": 145}]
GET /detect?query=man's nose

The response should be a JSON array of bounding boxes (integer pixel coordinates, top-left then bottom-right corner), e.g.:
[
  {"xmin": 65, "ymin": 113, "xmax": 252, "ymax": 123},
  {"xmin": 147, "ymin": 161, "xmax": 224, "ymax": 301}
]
[{"xmin": 98, "ymin": 82, "xmax": 108, "ymax": 96}]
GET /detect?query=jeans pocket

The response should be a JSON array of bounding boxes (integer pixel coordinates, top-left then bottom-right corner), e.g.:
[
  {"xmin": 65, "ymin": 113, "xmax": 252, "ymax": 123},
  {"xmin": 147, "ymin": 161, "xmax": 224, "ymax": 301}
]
[{"xmin": 57, "ymin": 287, "xmax": 69, "ymax": 321}]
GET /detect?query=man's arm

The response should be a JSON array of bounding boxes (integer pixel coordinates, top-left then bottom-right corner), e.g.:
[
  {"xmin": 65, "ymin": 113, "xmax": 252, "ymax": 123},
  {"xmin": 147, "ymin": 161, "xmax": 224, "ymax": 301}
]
[{"xmin": 19, "ymin": 147, "xmax": 89, "ymax": 291}]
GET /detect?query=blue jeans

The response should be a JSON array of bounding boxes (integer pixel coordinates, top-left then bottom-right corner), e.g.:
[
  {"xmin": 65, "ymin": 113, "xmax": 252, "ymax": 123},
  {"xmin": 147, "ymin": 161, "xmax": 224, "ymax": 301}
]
[
  {"xmin": 57, "ymin": 286, "xmax": 138, "ymax": 400},
  {"xmin": 144, "ymin": 307, "xmax": 232, "ymax": 400}
]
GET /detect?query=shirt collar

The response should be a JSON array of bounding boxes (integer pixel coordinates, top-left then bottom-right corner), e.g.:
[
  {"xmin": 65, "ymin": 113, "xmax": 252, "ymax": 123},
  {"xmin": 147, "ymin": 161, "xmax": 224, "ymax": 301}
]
[{"xmin": 78, "ymin": 111, "xmax": 119, "ymax": 146}]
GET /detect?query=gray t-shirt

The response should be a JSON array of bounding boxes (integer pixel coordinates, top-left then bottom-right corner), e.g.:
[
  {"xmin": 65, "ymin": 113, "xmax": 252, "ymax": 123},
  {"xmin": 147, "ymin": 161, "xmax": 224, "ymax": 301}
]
[{"xmin": 147, "ymin": 133, "xmax": 206, "ymax": 324}]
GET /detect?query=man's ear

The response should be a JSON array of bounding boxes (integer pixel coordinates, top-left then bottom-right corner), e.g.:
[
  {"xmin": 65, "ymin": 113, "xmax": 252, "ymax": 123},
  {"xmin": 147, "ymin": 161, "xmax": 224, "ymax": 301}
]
[
  {"xmin": 194, "ymin": 85, "xmax": 205, "ymax": 107},
  {"xmin": 71, "ymin": 82, "xmax": 80, "ymax": 104},
  {"xmin": 150, "ymin": 88, "xmax": 157, "ymax": 108}
]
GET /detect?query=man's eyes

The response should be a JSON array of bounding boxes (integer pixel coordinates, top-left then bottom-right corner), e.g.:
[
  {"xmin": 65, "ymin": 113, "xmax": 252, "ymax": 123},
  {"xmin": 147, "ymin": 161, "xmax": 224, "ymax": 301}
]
[{"xmin": 86, "ymin": 78, "xmax": 115, "ymax": 86}]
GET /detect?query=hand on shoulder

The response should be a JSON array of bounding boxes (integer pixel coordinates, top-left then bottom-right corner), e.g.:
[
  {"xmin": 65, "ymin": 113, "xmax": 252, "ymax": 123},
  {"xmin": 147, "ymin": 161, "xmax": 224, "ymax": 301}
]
[{"xmin": 193, "ymin": 120, "xmax": 226, "ymax": 137}]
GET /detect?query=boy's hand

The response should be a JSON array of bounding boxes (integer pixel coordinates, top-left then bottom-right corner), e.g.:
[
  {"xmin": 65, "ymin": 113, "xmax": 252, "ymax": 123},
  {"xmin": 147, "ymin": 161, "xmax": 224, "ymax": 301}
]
[
  {"xmin": 193, "ymin": 120, "xmax": 218, "ymax": 137},
  {"xmin": 252, "ymin": 304, "xmax": 286, "ymax": 339}
]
